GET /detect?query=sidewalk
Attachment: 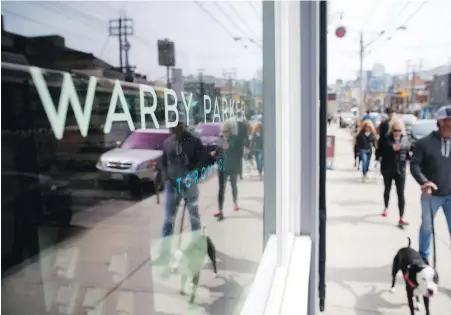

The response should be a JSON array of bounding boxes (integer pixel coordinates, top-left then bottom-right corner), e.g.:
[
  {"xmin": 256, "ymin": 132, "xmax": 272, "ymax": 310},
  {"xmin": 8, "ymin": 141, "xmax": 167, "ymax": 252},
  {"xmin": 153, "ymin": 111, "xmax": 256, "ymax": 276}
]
[
  {"xmin": 2, "ymin": 170, "xmax": 263, "ymax": 315},
  {"xmin": 324, "ymin": 126, "xmax": 451, "ymax": 314}
]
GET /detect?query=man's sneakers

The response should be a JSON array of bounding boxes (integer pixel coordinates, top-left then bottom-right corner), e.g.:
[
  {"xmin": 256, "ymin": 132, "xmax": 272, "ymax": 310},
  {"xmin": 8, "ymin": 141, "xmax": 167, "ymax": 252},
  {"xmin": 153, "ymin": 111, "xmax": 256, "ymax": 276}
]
[
  {"xmin": 381, "ymin": 209, "xmax": 388, "ymax": 217},
  {"xmin": 234, "ymin": 204, "xmax": 239, "ymax": 211}
]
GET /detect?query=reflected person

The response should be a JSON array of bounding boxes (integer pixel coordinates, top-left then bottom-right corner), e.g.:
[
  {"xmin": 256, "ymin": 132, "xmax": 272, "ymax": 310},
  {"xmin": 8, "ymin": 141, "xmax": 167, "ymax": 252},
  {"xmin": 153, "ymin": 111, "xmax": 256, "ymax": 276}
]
[
  {"xmin": 251, "ymin": 122, "xmax": 264, "ymax": 180},
  {"xmin": 214, "ymin": 119, "xmax": 242, "ymax": 221},
  {"xmin": 156, "ymin": 110, "xmax": 211, "ymax": 262}
]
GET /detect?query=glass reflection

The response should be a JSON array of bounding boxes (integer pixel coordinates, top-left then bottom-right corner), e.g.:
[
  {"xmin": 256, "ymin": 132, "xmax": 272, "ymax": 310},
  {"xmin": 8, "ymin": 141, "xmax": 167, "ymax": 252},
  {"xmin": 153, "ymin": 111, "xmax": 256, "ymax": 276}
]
[{"xmin": 1, "ymin": 1, "xmax": 265, "ymax": 314}]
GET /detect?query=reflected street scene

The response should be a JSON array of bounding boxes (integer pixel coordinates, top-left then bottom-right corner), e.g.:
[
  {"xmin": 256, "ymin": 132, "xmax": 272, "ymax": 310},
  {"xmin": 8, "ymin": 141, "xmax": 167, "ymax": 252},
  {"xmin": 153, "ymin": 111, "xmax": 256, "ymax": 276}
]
[{"xmin": 1, "ymin": 2, "xmax": 265, "ymax": 314}]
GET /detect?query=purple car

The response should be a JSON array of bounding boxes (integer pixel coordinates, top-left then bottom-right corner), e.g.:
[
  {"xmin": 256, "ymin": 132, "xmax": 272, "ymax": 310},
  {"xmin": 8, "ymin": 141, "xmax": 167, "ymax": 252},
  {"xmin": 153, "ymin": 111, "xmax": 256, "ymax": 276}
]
[{"xmin": 198, "ymin": 123, "xmax": 222, "ymax": 153}]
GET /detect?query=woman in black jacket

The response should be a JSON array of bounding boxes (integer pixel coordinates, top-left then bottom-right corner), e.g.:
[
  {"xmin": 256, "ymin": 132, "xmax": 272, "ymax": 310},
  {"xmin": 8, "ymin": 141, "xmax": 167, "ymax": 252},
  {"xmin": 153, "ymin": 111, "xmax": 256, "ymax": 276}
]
[
  {"xmin": 376, "ymin": 119, "xmax": 411, "ymax": 227},
  {"xmin": 355, "ymin": 120, "xmax": 377, "ymax": 181}
]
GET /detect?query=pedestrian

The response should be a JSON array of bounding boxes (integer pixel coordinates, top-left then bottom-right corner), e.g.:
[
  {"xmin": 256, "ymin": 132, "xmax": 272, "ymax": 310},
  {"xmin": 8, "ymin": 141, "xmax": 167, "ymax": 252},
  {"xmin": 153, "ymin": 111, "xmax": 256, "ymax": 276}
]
[
  {"xmin": 352, "ymin": 117, "xmax": 362, "ymax": 169},
  {"xmin": 376, "ymin": 119, "xmax": 411, "ymax": 227},
  {"xmin": 251, "ymin": 121, "xmax": 264, "ymax": 180},
  {"xmin": 410, "ymin": 105, "xmax": 451, "ymax": 264},
  {"xmin": 214, "ymin": 119, "xmax": 242, "ymax": 221},
  {"xmin": 362, "ymin": 110, "xmax": 371, "ymax": 121},
  {"xmin": 376, "ymin": 107, "xmax": 396, "ymax": 152},
  {"xmin": 237, "ymin": 118, "xmax": 250, "ymax": 180},
  {"xmin": 355, "ymin": 119, "xmax": 377, "ymax": 181},
  {"xmin": 156, "ymin": 110, "xmax": 212, "ymax": 263}
]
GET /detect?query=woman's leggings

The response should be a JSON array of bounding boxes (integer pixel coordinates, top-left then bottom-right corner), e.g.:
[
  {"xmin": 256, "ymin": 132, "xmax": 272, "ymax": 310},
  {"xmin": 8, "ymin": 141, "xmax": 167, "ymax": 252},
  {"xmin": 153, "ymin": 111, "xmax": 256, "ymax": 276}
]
[
  {"xmin": 218, "ymin": 170, "xmax": 238, "ymax": 211},
  {"xmin": 382, "ymin": 171, "xmax": 406, "ymax": 217}
]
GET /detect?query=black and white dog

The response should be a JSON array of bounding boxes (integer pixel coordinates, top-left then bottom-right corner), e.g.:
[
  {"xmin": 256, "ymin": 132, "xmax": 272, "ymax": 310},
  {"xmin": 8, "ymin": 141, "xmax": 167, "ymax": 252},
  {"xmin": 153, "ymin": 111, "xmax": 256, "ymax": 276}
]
[
  {"xmin": 390, "ymin": 237, "xmax": 438, "ymax": 315},
  {"xmin": 170, "ymin": 226, "xmax": 218, "ymax": 304}
]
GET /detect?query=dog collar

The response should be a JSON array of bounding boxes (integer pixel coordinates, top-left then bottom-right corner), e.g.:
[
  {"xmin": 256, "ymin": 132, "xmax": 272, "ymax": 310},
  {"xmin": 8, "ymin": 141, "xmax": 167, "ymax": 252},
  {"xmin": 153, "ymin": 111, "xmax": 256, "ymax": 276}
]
[{"xmin": 404, "ymin": 272, "xmax": 416, "ymax": 288}]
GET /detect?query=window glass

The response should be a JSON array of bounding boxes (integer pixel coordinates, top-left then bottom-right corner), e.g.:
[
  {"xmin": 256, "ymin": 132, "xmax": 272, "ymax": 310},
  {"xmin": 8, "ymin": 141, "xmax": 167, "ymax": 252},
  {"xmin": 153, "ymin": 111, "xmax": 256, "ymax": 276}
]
[{"xmin": 1, "ymin": 1, "xmax": 268, "ymax": 314}]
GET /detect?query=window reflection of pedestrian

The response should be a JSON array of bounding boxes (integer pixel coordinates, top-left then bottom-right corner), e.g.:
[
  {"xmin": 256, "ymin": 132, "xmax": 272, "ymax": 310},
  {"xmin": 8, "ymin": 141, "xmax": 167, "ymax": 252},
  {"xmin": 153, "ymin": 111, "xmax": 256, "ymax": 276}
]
[
  {"xmin": 376, "ymin": 119, "xmax": 410, "ymax": 227},
  {"xmin": 214, "ymin": 120, "xmax": 241, "ymax": 221},
  {"xmin": 237, "ymin": 119, "xmax": 249, "ymax": 180},
  {"xmin": 156, "ymin": 111, "xmax": 212, "ymax": 262},
  {"xmin": 355, "ymin": 120, "xmax": 377, "ymax": 181},
  {"xmin": 410, "ymin": 105, "xmax": 451, "ymax": 264},
  {"xmin": 251, "ymin": 122, "xmax": 264, "ymax": 180}
]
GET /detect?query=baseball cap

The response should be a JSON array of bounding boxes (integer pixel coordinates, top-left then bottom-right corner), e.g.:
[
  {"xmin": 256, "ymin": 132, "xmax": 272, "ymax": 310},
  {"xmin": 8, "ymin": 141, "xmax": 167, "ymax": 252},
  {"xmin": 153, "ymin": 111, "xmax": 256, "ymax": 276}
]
[
  {"xmin": 436, "ymin": 105, "xmax": 451, "ymax": 120},
  {"xmin": 167, "ymin": 110, "xmax": 187, "ymax": 126}
]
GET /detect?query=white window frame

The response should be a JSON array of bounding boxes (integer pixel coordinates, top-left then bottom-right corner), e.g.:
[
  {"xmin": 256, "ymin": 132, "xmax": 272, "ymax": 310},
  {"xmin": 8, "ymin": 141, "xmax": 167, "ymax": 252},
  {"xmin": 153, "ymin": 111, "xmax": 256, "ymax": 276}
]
[{"xmin": 240, "ymin": 1, "xmax": 319, "ymax": 315}]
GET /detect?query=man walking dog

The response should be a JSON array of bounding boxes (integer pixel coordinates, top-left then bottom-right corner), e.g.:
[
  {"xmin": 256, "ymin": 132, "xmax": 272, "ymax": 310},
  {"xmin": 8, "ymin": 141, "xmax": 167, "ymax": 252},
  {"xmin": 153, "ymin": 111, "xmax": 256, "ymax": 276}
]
[
  {"xmin": 156, "ymin": 110, "xmax": 213, "ymax": 262},
  {"xmin": 410, "ymin": 105, "xmax": 451, "ymax": 264}
]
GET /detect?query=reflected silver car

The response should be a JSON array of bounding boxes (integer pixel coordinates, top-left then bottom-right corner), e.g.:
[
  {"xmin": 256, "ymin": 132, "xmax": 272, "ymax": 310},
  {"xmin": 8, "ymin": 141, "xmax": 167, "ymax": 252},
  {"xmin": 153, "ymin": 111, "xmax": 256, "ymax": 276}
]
[{"xmin": 96, "ymin": 129, "xmax": 170, "ymax": 198}]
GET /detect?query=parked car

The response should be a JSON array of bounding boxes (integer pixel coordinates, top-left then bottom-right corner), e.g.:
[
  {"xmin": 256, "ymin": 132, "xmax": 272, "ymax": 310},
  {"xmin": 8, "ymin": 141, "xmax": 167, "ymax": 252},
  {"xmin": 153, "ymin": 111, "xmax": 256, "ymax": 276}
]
[
  {"xmin": 339, "ymin": 112, "xmax": 354, "ymax": 128},
  {"xmin": 409, "ymin": 119, "xmax": 438, "ymax": 151},
  {"xmin": 2, "ymin": 171, "xmax": 73, "ymax": 271},
  {"xmin": 197, "ymin": 122, "xmax": 223, "ymax": 154},
  {"xmin": 400, "ymin": 114, "xmax": 418, "ymax": 137},
  {"xmin": 2, "ymin": 171, "xmax": 73, "ymax": 226},
  {"xmin": 96, "ymin": 129, "xmax": 170, "ymax": 199}
]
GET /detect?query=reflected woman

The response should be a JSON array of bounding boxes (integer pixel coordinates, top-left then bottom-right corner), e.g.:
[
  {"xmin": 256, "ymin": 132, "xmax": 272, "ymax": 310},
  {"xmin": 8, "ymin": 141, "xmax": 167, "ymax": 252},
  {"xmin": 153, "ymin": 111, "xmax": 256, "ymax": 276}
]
[{"xmin": 251, "ymin": 122, "xmax": 264, "ymax": 180}]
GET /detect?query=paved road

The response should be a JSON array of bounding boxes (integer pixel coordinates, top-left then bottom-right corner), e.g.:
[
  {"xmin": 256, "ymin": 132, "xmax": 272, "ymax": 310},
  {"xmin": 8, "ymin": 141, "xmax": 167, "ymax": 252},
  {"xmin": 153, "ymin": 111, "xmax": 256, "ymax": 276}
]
[
  {"xmin": 324, "ymin": 125, "xmax": 451, "ymax": 314},
  {"xmin": 2, "ymin": 167, "xmax": 263, "ymax": 315}
]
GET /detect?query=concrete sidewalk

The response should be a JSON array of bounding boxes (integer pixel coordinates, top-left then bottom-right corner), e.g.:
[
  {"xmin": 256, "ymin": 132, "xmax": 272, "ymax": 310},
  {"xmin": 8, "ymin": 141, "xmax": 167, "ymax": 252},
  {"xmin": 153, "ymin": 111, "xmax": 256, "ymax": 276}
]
[
  {"xmin": 324, "ymin": 126, "xmax": 451, "ymax": 314},
  {"xmin": 2, "ymin": 169, "xmax": 263, "ymax": 315}
]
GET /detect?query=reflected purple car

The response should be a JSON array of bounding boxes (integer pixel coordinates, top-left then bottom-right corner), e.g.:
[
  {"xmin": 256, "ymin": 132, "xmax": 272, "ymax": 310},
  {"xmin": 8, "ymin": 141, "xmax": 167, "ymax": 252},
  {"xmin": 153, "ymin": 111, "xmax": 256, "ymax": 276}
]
[{"xmin": 197, "ymin": 123, "xmax": 222, "ymax": 153}]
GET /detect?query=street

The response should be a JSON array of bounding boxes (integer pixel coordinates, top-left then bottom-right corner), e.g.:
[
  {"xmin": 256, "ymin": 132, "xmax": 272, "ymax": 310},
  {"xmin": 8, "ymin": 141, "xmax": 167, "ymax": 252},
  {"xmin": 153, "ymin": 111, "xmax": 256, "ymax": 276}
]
[
  {"xmin": 2, "ymin": 168, "xmax": 263, "ymax": 315},
  {"xmin": 324, "ymin": 126, "xmax": 451, "ymax": 314}
]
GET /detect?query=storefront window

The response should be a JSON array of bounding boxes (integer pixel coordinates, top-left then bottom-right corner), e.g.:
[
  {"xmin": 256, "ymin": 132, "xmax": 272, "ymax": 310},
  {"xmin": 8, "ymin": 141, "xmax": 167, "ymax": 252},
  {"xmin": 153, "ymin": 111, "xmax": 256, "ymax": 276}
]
[{"xmin": 1, "ymin": 1, "xmax": 272, "ymax": 314}]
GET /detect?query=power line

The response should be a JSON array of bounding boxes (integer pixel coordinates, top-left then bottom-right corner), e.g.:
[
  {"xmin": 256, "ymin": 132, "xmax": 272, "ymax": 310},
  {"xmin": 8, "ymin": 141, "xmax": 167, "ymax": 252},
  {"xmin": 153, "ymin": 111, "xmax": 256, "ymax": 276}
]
[
  {"xmin": 227, "ymin": 1, "xmax": 259, "ymax": 38},
  {"xmin": 193, "ymin": 1, "xmax": 236, "ymax": 40},
  {"xmin": 211, "ymin": 2, "xmax": 254, "ymax": 41},
  {"xmin": 360, "ymin": 1, "xmax": 380, "ymax": 32},
  {"xmin": 397, "ymin": 0, "xmax": 429, "ymax": 28},
  {"xmin": 33, "ymin": 2, "xmax": 107, "ymax": 32},
  {"xmin": 360, "ymin": 1, "xmax": 411, "ymax": 49},
  {"xmin": 248, "ymin": 1, "xmax": 260, "ymax": 20},
  {"xmin": 368, "ymin": 1, "xmax": 430, "ymax": 56},
  {"xmin": 1, "ymin": 9, "xmax": 100, "ymax": 43}
]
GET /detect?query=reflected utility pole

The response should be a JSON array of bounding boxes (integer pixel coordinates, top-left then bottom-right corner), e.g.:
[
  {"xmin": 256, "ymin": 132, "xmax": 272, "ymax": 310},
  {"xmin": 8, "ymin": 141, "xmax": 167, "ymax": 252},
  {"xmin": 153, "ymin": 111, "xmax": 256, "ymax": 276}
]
[{"xmin": 108, "ymin": 12, "xmax": 135, "ymax": 82}]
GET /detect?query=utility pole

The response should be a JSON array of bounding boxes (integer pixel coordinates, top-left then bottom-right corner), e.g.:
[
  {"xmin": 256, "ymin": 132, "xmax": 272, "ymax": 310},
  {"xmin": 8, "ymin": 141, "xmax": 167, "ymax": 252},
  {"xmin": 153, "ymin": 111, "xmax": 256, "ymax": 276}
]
[
  {"xmin": 109, "ymin": 13, "xmax": 135, "ymax": 82},
  {"xmin": 359, "ymin": 32, "xmax": 364, "ymax": 116},
  {"xmin": 404, "ymin": 60, "xmax": 411, "ymax": 112},
  {"xmin": 410, "ymin": 64, "xmax": 416, "ymax": 112}
]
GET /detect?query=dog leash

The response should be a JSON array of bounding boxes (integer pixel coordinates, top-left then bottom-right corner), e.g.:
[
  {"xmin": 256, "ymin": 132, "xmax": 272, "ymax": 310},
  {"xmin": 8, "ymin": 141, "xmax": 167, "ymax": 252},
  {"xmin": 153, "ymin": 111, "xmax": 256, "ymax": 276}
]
[
  {"xmin": 429, "ymin": 198, "xmax": 437, "ymax": 269},
  {"xmin": 176, "ymin": 194, "xmax": 188, "ymax": 251}
]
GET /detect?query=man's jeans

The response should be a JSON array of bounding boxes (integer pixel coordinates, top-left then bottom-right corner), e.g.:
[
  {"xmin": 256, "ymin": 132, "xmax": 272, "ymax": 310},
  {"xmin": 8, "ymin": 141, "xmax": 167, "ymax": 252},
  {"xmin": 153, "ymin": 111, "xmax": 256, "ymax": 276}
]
[
  {"xmin": 419, "ymin": 194, "xmax": 451, "ymax": 260},
  {"xmin": 360, "ymin": 150, "xmax": 372, "ymax": 175},
  {"xmin": 160, "ymin": 182, "xmax": 201, "ymax": 256}
]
